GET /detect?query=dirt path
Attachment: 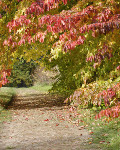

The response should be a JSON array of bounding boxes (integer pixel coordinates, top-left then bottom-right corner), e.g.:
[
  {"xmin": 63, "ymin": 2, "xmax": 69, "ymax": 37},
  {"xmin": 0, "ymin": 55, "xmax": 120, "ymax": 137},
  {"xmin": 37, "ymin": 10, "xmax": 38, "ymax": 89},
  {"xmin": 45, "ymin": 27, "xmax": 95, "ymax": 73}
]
[{"xmin": 0, "ymin": 106, "xmax": 94, "ymax": 150}]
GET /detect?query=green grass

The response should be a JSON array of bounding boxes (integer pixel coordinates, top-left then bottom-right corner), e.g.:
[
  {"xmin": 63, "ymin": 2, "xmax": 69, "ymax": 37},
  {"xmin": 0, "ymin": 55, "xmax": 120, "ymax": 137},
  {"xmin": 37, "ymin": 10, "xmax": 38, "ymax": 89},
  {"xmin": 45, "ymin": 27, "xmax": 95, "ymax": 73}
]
[
  {"xmin": 29, "ymin": 84, "xmax": 52, "ymax": 92},
  {"xmin": 0, "ymin": 88, "xmax": 14, "ymax": 125},
  {"xmin": 0, "ymin": 108, "xmax": 11, "ymax": 123},
  {"xmin": 0, "ymin": 87, "xmax": 16, "ymax": 108},
  {"xmin": 0, "ymin": 105, "xmax": 3, "ymax": 112},
  {"xmin": 0, "ymin": 84, "xmax": 52, "ymax": 126},
  {"xmin": 71, "ymin": 108, "xmax": 120, "ymax": 150},
  {"xmin": 0, "ymin": 84, "xmax": 52, "ymax": 93},
  {"xmin": 0, "ymin": 83, "xmax": 62, "ymax": 129},
  {"xmin": 91, "ymin": 119, "xmax": 120, "ymax": 150},
  {"xmin": 0, "ymin": 107, "xmax": 12, "ymax": 136},
  {"xmin": 0, "ymin": 84, "xmax": 52, "ymax": 108},
  {"xmin": 0, "ymin": 87, "xmax": 16, "ymax": 94},
  {"xmin": 6, "ymin": 146, "xmax": 16, "ymax": 149}
]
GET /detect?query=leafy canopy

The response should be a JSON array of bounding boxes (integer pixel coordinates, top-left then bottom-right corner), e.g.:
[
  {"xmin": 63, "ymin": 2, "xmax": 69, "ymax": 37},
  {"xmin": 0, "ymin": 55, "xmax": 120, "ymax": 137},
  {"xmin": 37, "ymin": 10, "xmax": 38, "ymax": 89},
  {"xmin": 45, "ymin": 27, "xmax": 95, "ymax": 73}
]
[{"xmin": 0, "ymin": 0, "xmax": 120, "ymax": 118}]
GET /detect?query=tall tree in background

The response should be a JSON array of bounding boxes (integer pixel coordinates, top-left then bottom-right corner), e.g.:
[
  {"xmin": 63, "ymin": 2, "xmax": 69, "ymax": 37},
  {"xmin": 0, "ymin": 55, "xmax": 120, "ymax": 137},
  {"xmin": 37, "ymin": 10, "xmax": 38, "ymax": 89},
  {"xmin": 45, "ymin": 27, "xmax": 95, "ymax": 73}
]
[
  {"xmin": 0, "ymin": 0, "xmax": 24, "ymax": 87},
  {"xmin": 5, "ymin": 58, "xmax": 37, "ymax": 87}
]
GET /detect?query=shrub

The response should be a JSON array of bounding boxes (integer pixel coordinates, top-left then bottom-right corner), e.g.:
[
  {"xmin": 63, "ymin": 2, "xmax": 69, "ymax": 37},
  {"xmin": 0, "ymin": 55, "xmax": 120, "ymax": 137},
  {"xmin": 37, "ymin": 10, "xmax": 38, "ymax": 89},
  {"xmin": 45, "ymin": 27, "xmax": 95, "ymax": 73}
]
[{"xmin": 6, "ymin": 58, "xmax": 37, "ymax": 87}]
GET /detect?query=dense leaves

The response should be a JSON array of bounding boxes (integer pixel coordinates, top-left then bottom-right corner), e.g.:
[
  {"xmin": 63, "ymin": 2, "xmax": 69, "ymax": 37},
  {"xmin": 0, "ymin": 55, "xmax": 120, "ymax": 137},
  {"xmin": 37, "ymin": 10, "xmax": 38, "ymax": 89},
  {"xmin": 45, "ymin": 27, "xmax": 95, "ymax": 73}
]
[
  {"xmin": 5, "ymin": 58, "xmax": 37, "ymax": 87},
  {"xmin": 0, "ymin": 0, "xmax": 120, "ymax": 118},
  {"xmin": 0, "ymin": 69, "xmax": 11, "ymax": 87}
]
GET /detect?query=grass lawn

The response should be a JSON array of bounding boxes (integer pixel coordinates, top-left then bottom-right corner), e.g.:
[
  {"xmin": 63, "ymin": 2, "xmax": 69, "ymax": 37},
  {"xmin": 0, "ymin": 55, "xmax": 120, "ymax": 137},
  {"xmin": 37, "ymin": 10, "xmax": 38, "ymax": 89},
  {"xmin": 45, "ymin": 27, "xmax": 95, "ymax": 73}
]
[
  {"xmin": 0, "ymin": 85, "xmax": 119, "ymax": 150},
  {"xmin": 0, "ymin": 107, "xmax": 11, "ymax": 123},
  {"xmin": 71, "ymin": 108, "xmax": 120, "ymax": 150},
  {"xmin": 0, "ymin": 87, "xmax": 16, "ymax": 109},
  {"xmin": 0, "ymin": 84, "xmax": 52, "ymax": 124},
  {"xmin": 29, "ymin": 84, "xmax": 52, "ymax": 92},
  {"xmin": 0, "ymin": 84, "xmax": 52, "ymax": 93},
  {"xmin": 0, "ymin": 84, "xmax": 52, "ymax": 108}
]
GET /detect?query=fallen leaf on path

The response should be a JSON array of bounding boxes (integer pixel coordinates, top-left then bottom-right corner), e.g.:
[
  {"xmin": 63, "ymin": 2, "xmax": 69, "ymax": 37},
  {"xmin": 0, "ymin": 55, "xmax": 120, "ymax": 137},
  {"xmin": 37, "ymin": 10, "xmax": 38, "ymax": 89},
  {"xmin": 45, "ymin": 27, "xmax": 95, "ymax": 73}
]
[
  {"xmin": 80, "ymin": 120, "xmax": 84, "ymax": 122},
  {"xmin": 102, "ymin": 134, "xmax": 108, "ymax": 136},
  {"xmin": 80, "ymin": 134, "xmax": 82, "ymax": 136},
  {"xmin": 99, "ymin": 141, "xmax": 105, "ymax": 144},
  {"xmin": 89, "ymin": 131, "xmax": 94, "ymax": 134},
  {"xmin": 78, "ymin": 126, "xmax": 84, "ymax": 130},
  {"xmin": 44, "ymin": 119, "xmax": 49, "ymax": 121}
]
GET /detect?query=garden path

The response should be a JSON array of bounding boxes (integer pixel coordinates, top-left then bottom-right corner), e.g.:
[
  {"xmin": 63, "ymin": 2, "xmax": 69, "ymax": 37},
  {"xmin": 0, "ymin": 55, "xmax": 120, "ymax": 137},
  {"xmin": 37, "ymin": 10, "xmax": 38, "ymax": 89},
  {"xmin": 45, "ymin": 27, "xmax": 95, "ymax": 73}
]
[{"xmin": 0, "ymin": 90, "xmax": 101, "ymax": 150}]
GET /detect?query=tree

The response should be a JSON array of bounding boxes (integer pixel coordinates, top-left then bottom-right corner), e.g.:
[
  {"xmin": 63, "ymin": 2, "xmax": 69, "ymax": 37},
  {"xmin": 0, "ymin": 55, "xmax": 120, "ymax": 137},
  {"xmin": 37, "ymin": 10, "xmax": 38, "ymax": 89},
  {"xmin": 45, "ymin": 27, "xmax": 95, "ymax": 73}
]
[
  {"xmin": 5, "ymin": 58, "xmax": 37, "ymax": 87},
  {"xmin": 0, "ymin": 0, "xmax": 120, "ymax": 118},
  {"xmin": 0, "ymin": 0, "xmax": 23, "ymax": 87}
]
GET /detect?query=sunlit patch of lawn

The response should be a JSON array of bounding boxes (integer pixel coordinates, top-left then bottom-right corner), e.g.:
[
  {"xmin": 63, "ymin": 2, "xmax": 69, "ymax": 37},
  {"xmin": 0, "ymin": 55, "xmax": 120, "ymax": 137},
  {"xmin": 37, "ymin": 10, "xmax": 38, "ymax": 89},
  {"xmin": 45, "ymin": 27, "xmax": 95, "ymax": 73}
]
[
  {"xmin": 0, "ymin": 87, "xmax": 16, "ymax": 108},
  {"xmin": 90, "ymin": 118, "xmax": 120, "ymax": 150},
  {"xmin": 29, "ymin": 84, "xmax": 52, "ymax": 93},
  {"xmin": 70, "ymin": 108, "xmax": 120, "ymax": 150},
  {"xmin": 0, "ymin": 84, "xmax": 52, "ymax": 106},
  {"xmin": 0, "ymin": 107, "xmax": 12, "ymax": 124}
]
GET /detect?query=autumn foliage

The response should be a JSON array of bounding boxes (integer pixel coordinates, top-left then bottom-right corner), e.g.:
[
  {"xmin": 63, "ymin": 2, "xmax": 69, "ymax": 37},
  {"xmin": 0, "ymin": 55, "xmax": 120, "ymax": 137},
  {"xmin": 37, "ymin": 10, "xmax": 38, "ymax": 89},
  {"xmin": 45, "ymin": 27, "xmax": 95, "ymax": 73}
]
[
  {"xmin": 0, "ymin": 0, "xmax": 120, "ymax": 119},
  {"xmin": 0, "ymin": 69, "xmax": 11, "ymax": 87}
]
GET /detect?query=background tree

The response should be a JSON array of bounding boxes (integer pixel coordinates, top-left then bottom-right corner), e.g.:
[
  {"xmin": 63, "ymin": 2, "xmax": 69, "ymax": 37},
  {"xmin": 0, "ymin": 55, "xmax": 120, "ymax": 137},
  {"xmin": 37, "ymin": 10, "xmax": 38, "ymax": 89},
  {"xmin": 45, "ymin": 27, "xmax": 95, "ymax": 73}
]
[{"xmin": 5, "ymin": 58, "xmax": 37, "ymax": 87}]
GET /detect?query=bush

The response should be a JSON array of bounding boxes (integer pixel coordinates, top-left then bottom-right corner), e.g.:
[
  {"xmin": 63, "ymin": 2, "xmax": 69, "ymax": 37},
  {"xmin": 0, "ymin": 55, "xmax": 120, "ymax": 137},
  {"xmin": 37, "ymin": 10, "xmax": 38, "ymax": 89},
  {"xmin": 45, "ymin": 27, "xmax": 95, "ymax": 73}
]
[{"xmin": 5, "ymin": 58, "xmax": 37, "ymax": 87}]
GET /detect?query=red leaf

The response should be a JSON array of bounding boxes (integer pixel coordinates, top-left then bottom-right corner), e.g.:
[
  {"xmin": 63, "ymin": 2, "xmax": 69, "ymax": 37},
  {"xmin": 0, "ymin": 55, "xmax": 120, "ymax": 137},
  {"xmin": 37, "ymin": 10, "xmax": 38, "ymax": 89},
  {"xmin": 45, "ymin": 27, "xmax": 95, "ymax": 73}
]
[
  {"xmin": 25, "ymin": 118, "xmax": 29, "ymax": 121},
  {"xmin": 100, "ymin": 141, "xmax": 105, "ymax": 144},
  {"xmin": 89, "ymin": 131, "xmax": 94, "ymax": 134},
  {"xmin": 44, "ymin": 119, "xmax": 49, "ymax": 121}
]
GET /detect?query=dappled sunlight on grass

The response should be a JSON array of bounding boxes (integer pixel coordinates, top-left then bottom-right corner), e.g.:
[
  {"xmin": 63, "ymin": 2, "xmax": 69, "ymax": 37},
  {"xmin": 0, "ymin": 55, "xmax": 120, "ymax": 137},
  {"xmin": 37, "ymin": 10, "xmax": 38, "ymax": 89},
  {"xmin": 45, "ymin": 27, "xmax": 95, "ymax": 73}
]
[
  {"xmin": 29, "ymin": 84, "xmax": 52, "ymax": 92},
  {"xmin": 69, "ymin": 108, "xmax": 120, "ymax": 150},
  {"xmin": 0, "ymin": 108, "xmax": 12, "ymax": 123},
  {"xmin": 0, "ymin": 84, "xmax": 52, "ymax": 107}
]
